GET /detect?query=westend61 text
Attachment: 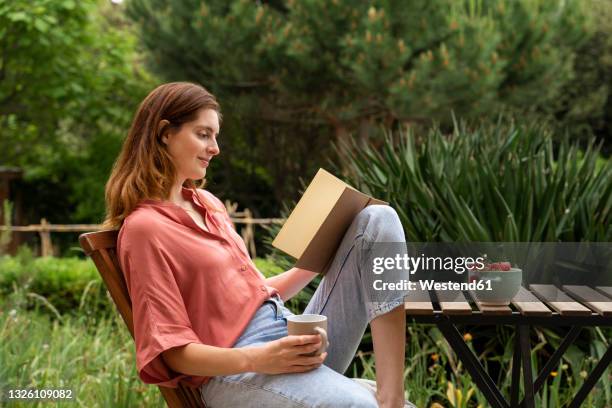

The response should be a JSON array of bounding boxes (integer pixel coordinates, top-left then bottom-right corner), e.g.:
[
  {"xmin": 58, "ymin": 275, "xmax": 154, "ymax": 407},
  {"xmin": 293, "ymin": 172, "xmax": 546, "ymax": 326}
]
[{"xmin": 373, "ymin": 279, "xmax": 493, "ymax": 291}]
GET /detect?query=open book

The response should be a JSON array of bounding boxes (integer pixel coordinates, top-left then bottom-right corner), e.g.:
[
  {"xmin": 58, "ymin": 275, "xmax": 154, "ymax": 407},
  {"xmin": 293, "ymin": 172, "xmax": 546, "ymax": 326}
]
[{"xmin": 272, "ymin": 168, "xmax": 388, "ymax": 275}]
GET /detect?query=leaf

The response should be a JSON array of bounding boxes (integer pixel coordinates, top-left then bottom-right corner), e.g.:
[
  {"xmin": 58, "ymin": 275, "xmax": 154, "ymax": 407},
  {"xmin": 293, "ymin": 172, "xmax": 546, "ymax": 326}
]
[
  {"xmin": 33, "ymin": 18, "xmax": 49, "ymax": 33},
  {"xmin": 446, "ymin": 381, "xmax": 456, "ymax": 407},
  {"xmin": 7, "ymin": 11, "xmax": 29, "ymax": 22},
  {"xmin": 61, "ymin": 0, "xmax": 76, "ymax": 10}
]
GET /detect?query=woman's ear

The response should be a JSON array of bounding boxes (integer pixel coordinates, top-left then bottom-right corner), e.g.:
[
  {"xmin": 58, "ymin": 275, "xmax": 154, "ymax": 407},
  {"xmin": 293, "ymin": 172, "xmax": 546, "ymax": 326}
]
[{"xmin": 158, "ymin": 119, "xmax": 171, "ymax": 145}]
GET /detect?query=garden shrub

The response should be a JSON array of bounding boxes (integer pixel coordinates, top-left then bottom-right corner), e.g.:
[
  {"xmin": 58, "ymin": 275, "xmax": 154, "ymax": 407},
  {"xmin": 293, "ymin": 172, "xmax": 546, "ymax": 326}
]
[{"xmin": 0, "ymin": 249, "xmax": 286, "ymax": 318}]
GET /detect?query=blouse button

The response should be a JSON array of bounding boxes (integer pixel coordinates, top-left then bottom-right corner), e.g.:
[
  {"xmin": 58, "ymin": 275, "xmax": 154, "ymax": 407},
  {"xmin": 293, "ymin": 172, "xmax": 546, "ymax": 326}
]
[{"xmin": 240, "ymin": 265, "xmax": 247, "ymax": 271}]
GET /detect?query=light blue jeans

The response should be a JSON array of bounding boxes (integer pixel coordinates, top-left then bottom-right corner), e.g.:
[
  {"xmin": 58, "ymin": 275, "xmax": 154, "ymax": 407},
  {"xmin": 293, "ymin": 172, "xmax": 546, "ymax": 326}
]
[{"xmin": 199, "ymin": 205, "xmax": 408, "ymax": 407}]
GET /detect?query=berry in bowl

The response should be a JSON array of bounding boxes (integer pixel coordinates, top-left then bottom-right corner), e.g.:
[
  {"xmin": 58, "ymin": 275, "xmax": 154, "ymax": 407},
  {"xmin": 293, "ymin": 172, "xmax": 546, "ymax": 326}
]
[{"xmin": 468, "ymin": 262, "xmax": 522, "ymax": 306}]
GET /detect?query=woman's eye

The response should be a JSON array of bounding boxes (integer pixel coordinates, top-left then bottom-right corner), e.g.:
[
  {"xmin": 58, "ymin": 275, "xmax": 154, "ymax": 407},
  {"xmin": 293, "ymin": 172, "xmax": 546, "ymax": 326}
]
[{"xmin": 198, "ymin": 133, "xmax": 209, "ymax": 139}]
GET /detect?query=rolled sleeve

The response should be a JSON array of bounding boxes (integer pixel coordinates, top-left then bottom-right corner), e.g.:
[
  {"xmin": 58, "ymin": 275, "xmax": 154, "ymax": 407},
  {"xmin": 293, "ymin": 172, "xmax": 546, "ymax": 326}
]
[{"xmin": 122, "ymin": 234, "xmax": 203, "ymax": 388}]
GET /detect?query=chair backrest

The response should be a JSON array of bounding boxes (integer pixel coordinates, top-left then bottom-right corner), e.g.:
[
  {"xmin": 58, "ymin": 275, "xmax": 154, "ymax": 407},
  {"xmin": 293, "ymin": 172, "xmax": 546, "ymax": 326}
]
[{"xmin": 79, "ymin": 230, "xmax": 205, "ymax": 408}]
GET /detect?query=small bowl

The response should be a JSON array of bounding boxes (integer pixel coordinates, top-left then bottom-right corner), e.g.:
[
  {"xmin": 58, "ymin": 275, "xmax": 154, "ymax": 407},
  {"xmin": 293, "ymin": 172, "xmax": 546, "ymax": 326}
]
[{"xmin": 468, "ymin": 268, "xmax": 522, "ymax": 306}]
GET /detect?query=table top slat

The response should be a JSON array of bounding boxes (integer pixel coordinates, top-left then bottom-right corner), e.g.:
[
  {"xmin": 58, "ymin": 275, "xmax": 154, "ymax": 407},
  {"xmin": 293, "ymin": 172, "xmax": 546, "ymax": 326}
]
[
  {"xmin": 529, "ymin": 284, "xmax": 592, "ymax": 316},
  {"xmin": 562, "ymin": 285, "xmax": 612, "ymax": 317},
  {"xmin": 595, "ymin": 286, "xmax": 612, "ymax": 300},
  {"xmin": 511, "ymin": 286, "xmax": 552, "ymax": 316},
  {"xmin": 435, "ymin": 290, "xmax": 473, "ymax": 315},
  {"xmin": 471, "ymin": 295, "xmax": 513, "ymax": 315},
  {"xmin": 404, "ymin": 287, "xmax": 434, "ymax": 315},
  {"xmin": 465, "ymin": 290, "xmax": 513, "ymax": 315}
]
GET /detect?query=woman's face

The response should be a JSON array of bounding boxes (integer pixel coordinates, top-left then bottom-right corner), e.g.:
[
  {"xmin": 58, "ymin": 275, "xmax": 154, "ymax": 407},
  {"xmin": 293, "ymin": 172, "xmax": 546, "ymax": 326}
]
[{"xmin": 162, "ymin": 108, "xmax": 220, "ymax": 181}]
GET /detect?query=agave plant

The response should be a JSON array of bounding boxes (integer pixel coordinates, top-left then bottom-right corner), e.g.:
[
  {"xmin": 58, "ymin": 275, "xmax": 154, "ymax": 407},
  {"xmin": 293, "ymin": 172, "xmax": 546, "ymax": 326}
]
[{"xmin": 334, "ymin": 119, "xmax": 611, "ymax": 242}]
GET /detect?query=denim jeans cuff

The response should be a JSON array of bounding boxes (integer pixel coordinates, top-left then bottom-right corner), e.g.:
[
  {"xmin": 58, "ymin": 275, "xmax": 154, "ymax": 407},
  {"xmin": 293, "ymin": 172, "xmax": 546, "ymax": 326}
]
[{"xmin": 365, "ymin": 296, "xmax": 406, "ymax": 323}]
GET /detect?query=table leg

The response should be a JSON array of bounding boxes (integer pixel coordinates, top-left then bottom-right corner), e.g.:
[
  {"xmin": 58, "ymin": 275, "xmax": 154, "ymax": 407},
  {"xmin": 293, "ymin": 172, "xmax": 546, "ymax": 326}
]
[
  {"xmin": 518, "ymin": 326, "xmax": 582, "ymax": 407},
  {"xmin": 438, "ymin": 320, "xmax": 510, "ymax": 408},
  {"xmin": 568, "ymin": 343, "xmax": 612, "ymax": 408},
  {"xmin": 519, "ymin": 325, "xmax": 535, "ymax": 408},
  {"xmin": 536, "ymin": 326, "xmax": 581, "ymax": 394},
  {"xmin": 511, "ymin": 327, "xmax": 521, "ymax": 407}
]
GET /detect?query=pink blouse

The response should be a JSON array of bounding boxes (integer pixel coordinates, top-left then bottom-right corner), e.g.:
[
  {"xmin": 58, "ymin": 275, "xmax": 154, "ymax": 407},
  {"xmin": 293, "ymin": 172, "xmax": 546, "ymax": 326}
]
[{"xmin": 117, "ymin": 187, "xmax": 278, "ymax": 388}]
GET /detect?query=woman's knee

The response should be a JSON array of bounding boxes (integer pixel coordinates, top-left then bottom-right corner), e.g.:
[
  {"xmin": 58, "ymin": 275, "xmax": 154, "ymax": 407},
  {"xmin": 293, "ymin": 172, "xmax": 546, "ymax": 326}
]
[
  {"xmin": 359, "ymin": 204, "xmax": 397, "ymax": 219},
  {"xmin": 357, "ymin": 205, "xmax": 404, "ymax": 242}
]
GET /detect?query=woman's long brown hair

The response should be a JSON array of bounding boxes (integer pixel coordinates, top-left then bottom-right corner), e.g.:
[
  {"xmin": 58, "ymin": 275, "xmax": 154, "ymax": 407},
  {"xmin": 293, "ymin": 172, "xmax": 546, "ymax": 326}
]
[{"xmin": 102, "ymin": 82, "xmax": 221, "ymax": 229}]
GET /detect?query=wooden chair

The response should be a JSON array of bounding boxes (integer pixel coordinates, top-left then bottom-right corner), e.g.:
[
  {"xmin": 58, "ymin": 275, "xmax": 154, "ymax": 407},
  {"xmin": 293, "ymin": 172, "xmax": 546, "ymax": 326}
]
[{"xmin": 79, "ymin": 230, "xmax": 205, "ymax": 408}]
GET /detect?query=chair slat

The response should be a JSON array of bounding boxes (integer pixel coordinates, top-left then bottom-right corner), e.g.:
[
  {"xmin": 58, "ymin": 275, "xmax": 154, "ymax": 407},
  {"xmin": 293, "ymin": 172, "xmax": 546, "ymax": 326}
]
[
  {"xmin": 529, "ymin": 284, "xmax": 591, "ymax": 316},
  {"xmin": 435, "ymin": 290, "xmax": 473, "ymax": 315},
  {"xmin": 179, "ymin": 384, "xmax": 202, "ymax": 408},
  {"xmin": 79, "ymin": 230, "xmax": 119, "ymax": 255},
  {"xmin": 595, "ymin": 286, "xmax": 612, "ymax": 299},
  {"xmin": 562, "ymin": 286, "xmax": 612, "ymax": 317},
  {"xmin": 404, "ymin": 287, "xmax": 434, "ymax": 315},
  {"xmin": 511, "ymin": 286, "xmax": 552, "ymax": 316},
  {"xmin": 92, "ymin": 248, "xmax": 135, "ymax": 337},
  {"xmin": 160, "ymin": 387, "xmax": 187, "ymax": 408}
]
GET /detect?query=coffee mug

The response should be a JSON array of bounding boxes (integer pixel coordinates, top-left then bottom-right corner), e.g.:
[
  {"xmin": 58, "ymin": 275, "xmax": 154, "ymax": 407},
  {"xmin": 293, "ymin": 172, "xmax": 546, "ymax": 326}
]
[{"xmin": 286, "ymin": 314, "xmax": 329, "ymax": 356}]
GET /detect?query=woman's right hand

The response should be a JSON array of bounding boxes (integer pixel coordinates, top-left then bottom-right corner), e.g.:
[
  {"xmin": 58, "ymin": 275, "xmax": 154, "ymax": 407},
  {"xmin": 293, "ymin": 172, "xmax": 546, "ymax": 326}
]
[{"xmin": 242, "ymin": 334, "xmax": 328, "ymax": 374}]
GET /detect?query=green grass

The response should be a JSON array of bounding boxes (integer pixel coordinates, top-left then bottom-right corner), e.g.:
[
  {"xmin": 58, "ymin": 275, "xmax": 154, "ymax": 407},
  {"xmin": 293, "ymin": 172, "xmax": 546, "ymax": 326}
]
[{"xmin": 1, "ymin": 301, "xmax": 165, "ymax": 407}]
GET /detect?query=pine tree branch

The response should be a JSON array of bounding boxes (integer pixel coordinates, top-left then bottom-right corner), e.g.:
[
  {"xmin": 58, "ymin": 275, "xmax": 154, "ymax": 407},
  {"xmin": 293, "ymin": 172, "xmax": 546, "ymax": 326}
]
[{"xmin": 402, "ymin": 30, "xmax": 456, "ymax": 72}]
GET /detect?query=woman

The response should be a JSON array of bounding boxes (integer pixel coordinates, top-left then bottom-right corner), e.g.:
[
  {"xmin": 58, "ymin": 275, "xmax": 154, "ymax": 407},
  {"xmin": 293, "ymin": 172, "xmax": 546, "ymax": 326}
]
[{"xmin": 104, "ymin": 82, "xmax": 410, "ymax": 407}]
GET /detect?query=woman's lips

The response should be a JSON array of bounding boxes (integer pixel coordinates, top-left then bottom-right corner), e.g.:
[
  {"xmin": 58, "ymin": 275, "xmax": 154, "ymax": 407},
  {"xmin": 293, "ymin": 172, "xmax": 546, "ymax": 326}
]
[{"xmin": 198, "ymin": 157, "xmax": 209, "ymax": 167}]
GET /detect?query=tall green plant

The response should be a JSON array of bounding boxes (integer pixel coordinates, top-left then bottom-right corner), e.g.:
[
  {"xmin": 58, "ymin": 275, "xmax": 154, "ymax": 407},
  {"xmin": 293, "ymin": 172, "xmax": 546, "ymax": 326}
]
[{"xmin": 336, "ymin": 120, "xmax": 611, "ymax": 242}]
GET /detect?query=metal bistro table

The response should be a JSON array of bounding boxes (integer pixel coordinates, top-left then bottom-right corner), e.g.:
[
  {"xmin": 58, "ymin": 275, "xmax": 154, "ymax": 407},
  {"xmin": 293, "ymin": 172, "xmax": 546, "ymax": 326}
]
[{"xmin": 404, "ymin": 284, "xmax": 612, "ymax": 408}]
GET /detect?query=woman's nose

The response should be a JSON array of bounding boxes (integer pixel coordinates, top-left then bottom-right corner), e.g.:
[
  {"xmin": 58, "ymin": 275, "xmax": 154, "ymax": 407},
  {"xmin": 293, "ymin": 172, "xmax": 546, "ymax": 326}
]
[{"xmin": 208, "ymin": 139, "xmax": 220, "ymax": 155}]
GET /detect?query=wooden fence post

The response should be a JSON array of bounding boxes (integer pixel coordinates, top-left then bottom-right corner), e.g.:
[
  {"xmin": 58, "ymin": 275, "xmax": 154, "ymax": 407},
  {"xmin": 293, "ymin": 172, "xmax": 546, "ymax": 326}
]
[
  {"xmin": 242, "ymin": 209, "xmax": 256, "ymax": 258},
  {"xmin": 40, "ymin": 218, "xmax": 53, "ymax": 257},
  {"xmin": 224, "ymin": 201, "xmax": 256, "ymax": 258}
]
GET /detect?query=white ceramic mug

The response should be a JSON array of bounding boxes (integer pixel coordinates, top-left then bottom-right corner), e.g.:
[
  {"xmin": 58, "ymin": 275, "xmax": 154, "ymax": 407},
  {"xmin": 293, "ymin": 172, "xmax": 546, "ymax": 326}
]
[{"xmin": 286, "ymin": 314, "xmax": 329, "ymax": 356}]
